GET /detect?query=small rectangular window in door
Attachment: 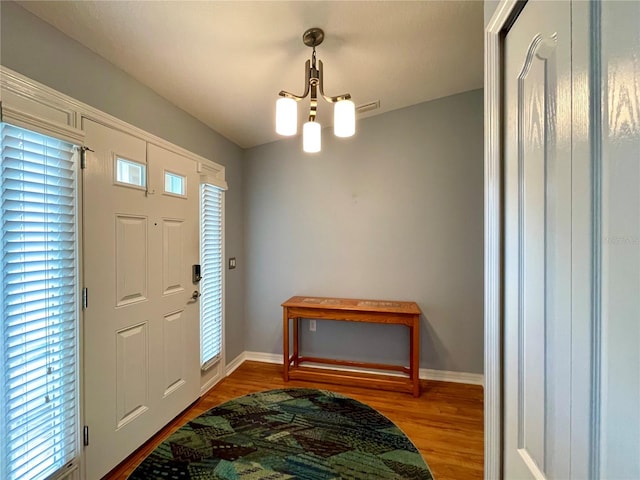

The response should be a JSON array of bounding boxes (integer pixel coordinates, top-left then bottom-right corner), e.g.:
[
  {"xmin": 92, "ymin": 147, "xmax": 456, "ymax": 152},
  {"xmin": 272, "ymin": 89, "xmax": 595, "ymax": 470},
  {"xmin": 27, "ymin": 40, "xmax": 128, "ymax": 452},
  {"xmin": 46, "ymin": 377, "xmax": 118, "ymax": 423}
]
[
  {"xmin": 115, "ymin": 157, "xmax": 146, "ymax": 189},
  {"xmin": 164, "ymin": 171, "xmax": 186, "ymax": 197}
]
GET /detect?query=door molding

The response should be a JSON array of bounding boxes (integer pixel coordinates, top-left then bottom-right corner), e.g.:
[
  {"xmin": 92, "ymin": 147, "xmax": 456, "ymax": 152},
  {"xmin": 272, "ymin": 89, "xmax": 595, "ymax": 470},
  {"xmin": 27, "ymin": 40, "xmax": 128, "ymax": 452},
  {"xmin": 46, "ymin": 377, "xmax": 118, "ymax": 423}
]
[
  {"xmin": 484, "ymin": 2, "xmax": 523, "ymax": 479},
  {"xmin": 1, "ymin": 65, "xmax": 229, "ymax": 480},
  {"xmin": 0, "ymin": 66, "xmax": 225, "ymax": 179}
]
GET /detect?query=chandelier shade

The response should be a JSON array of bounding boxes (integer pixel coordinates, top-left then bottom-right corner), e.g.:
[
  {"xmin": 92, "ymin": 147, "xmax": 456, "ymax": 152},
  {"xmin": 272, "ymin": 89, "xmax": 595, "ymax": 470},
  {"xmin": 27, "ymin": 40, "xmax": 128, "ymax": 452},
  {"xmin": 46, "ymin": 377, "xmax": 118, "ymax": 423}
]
[
  {"xmin": 334, "ymin": 100, "xmax": 355, "ymax": 138},
  {"xmin": 275, "ymin": 97, "xmax": 298, "ymax": 136},
  {"xmin": 275, "ymin": 28, "xmax": 355, "ymax": 153},
  {"xmin": 303, "ymin": 121, "xmax": 321, "ymax": 153}
]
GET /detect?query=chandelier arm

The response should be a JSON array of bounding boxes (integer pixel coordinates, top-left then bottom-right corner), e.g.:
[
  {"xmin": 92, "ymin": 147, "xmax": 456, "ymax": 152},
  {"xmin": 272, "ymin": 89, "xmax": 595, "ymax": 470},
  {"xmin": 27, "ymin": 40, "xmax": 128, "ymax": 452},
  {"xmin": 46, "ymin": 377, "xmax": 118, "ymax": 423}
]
[
  {"xmin": 318, "ymin": 60, "xmax": 352, "ymax": 104},
  {"xmin": 279, "ymin": 60, "xmax": 311, "ymax": 101}
]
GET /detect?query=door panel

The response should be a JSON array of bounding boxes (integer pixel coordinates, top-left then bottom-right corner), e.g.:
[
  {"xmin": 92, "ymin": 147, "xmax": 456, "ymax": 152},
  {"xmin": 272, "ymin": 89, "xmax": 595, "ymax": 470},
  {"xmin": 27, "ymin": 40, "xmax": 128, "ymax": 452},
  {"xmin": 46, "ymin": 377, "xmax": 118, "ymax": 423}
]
[
  {"xmin": 504, "ymin": 1, "xmax": 572, "ymax": 478},
  {"xmin": 116, "ymin": 322, "xmax": 149, "ymax": 427},
  {"xmin": 115, "ymin": 214, "xmax": 148, "ymax": 305},
  {"xmin": 82, "ymin": 120, "xmax": 200, "ymax": 479},
  {"xmin": 163, "ymin": 310, "xmax": 187, "ymax": 395},
  {"xmin": 162, "ymin": 219, "xmax": 185, "ymax": 294}
]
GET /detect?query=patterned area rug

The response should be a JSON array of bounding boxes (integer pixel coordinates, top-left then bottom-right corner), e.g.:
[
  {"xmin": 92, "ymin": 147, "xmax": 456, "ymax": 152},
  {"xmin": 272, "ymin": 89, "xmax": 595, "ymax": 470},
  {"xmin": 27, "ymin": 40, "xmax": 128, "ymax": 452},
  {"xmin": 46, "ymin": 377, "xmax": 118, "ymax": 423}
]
[{"xmin": 129, "ymin": 388, "xmax": 433, "ymax": 479}]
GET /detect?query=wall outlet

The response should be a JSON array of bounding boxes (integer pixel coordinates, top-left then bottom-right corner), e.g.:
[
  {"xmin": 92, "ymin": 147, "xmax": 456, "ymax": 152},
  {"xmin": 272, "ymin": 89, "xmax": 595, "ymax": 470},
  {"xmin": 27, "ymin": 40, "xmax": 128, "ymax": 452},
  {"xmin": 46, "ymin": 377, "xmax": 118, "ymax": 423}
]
[{"xmin": 309, "ymin": 319, "xmax": 316, "ymax": 332}]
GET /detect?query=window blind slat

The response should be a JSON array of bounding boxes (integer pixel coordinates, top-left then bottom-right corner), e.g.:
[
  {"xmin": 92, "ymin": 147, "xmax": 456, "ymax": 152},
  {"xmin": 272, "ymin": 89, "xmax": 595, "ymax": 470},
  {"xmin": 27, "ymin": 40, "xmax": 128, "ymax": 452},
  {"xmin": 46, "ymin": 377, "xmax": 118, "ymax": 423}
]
[
  {"xmin": 3, "ymin": 190, "xmax": 74, "ymax": 206},
  {"xmin": 2, "ymin": 132, "xmax": 75, "ymax": 160},
  {"xmin": 200, "ymin": 183, "xmax": 223, "ymax": 369},
  {"xmin": 1, "ymin": 123, "xmax": 79, "ymax": 480},
  {"xmin": 1, "ymin": 154, "xmax": 73, "ymax": 173},
  {"xmin": 6, "ymin": 345, "xmax": 75, "ymax": 376}
]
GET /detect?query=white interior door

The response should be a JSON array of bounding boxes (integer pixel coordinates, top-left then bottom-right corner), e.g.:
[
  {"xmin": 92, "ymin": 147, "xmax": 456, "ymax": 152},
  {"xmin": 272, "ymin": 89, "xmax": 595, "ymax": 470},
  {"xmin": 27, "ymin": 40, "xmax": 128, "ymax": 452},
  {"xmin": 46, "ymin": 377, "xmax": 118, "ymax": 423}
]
[
  {"xmin": 82, "ymin": 119, "xmax": 200, "ymax": 479},
  {"xmin": 504, "ymin": 1, "xmax": 575, "ymax": 478}
]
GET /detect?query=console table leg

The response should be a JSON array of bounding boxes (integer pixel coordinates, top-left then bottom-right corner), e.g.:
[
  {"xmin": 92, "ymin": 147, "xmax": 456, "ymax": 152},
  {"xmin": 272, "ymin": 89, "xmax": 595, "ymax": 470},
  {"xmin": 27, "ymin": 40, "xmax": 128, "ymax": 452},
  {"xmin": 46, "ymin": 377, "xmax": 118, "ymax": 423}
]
[
  {"xmin": 411, "ymin": 317, "xmax": 420, "ymax": 397},
  {"xmin": 293, "ymin": 317, "xmax": 300, "ymax": 367},
  {"xmin": 283, "ymin": 310, "xmax": 289, "ymax": 381}
]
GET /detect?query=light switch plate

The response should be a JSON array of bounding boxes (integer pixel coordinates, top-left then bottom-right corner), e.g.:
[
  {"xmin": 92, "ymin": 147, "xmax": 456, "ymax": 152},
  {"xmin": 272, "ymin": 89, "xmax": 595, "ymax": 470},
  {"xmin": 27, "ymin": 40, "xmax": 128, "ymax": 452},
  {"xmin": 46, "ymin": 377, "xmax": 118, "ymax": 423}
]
[{"xmin": 229, "ymin": 257, "xmax": 236, "ymax": 269}]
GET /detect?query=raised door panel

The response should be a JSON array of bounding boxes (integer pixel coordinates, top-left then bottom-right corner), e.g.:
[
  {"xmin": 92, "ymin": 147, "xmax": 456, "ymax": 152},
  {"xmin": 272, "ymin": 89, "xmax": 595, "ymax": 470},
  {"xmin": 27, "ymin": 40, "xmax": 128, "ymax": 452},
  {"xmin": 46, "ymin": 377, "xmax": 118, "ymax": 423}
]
[
  {"xmin": 162, "ymin": 310, "xmax": 187, "ymax": 397},
  {"xmin": 116, "ymin": 322, "xmax": 149, "ymax": 428},
  {"xmin": 162, "ymin": 219, "xmax": 185, "ymax": 296},
  {"xmin": 115, "ymin": 215, "xmax": 149, "ymax": 306},
  {"xmin": 504, "ymin": 1, "xmax": 572, "ymax": 478}
]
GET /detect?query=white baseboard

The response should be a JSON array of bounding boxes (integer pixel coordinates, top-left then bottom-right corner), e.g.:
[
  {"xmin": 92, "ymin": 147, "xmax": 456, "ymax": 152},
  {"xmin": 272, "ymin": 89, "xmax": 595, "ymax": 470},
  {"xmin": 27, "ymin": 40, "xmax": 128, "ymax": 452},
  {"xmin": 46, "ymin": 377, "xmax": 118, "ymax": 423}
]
[
  {"xmin": 225, "ymin": 351, "xmax": 247, "ymax": 376},
  {"xmin": 243, "ymin": 351, "xmax": 484, "ymax": 386},
  {"xmin": 200, "ymin": 373, "xmax": 222, "ymax": 396},
  {"xmin": 200, "ymin": 354, "xmax": 245, "ymax": 397},
  {"xmin": 244, "ymin": 351, "xmax": 281, "ymax": 365},
  {"xmin": 201, "ymin": 360, "xmax": 227, "ymax": 396},
  {"xmin": 419, "ymin": 368, "xmax": 484, "ymax": 386}
]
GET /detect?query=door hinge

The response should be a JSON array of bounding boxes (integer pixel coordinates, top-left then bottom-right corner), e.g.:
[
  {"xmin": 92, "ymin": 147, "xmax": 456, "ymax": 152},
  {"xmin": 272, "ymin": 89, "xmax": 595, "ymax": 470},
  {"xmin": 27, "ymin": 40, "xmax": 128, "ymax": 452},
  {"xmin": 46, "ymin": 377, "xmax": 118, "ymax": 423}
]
[
  {"xmin": 82, "ymin": 287, "xmax": 88, "ymax": 309},
  {"xmin": 83, "ymin": 425, "xmax": 89, "ymax": 446},
  {"xmin": 80, "ymin": 146, "xmax": 94, "ymax": 169}
]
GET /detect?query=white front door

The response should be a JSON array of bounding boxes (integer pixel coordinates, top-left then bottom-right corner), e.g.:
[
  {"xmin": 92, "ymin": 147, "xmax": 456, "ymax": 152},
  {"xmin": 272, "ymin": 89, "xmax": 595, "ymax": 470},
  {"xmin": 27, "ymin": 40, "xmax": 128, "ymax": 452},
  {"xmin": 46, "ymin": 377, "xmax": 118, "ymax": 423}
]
[
  {"xmin": 82, "ymin": 119, "xmax": 200, "ymax": 479},
  {"xmin": 503, "ymin": 1, "xmax": 591, "ymax": 477}
]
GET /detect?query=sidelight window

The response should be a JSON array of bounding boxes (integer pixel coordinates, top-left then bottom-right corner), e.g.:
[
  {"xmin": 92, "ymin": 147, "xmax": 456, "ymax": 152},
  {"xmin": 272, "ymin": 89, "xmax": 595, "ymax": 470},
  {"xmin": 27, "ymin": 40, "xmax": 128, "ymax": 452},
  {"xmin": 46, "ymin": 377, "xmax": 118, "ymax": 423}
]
[
  {"xmin": 200, "ymin": 183, "xmax": 224, "ymax": 370},
  {"xmin": 0, "ymin": 123, "xmax": 79, "ymax": 480}
]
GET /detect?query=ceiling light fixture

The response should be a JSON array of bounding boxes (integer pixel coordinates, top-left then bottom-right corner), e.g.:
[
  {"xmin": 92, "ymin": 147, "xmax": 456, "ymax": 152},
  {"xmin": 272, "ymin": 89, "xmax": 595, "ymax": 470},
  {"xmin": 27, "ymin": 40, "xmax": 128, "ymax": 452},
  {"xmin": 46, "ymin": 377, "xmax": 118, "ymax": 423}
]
[{"xmin": 275, "ymin": 28, "xmax": 355, "ymax": 153}]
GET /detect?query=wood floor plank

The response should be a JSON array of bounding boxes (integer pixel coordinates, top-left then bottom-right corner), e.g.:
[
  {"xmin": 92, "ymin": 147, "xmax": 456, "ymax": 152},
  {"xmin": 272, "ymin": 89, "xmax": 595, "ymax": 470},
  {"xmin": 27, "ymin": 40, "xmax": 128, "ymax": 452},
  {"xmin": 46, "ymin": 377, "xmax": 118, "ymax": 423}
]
[{"xmin": 103, "ymin": 361, "xmax": 484, "ymax": 480}]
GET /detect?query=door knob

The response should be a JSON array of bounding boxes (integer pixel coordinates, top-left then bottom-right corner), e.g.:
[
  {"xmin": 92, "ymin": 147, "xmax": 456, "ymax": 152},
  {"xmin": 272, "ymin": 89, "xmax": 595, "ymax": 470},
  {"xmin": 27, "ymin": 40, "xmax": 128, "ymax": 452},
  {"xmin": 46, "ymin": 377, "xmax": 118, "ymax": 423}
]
[{"xmin": 191, "ymin": 290, "xmax": 201, "ymax": 300}]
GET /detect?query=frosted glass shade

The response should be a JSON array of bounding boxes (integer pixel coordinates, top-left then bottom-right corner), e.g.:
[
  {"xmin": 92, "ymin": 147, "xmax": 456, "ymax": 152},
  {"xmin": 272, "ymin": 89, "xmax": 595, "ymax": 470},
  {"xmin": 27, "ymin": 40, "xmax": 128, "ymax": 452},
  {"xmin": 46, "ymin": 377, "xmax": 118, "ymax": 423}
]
[
  {"xmin": 303, "ymin": 121, "xmax": 321, "ymax": 153},
  {"xmin": 334, "ymin": 100, "xmax": 355, "ymax": 137},
  {"xmin": 275, "ymin": 97, "xmax": 297, "ymax": 136}
]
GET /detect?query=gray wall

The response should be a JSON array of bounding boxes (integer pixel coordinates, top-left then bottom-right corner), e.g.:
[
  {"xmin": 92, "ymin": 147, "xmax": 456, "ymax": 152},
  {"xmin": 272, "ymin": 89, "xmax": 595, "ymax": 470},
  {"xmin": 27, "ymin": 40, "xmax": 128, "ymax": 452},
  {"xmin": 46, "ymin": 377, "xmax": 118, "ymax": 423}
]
[
  {"xmin": 2, "ymin": 0, "xmax": 485, "ymax": 375},
  {"xmin": 244, "ymin": 89, "xmax": 484, "ymax": 374},
  {"xmin": 0, "ymin": 1, "xmax": 246, "ymax": 363}
]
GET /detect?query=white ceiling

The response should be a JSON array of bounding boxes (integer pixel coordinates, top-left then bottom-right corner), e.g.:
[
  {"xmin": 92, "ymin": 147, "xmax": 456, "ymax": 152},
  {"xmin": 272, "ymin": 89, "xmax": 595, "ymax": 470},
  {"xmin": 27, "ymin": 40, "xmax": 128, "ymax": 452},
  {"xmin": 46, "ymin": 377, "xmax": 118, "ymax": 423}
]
[{"xmin": 17, "ymin": 1, "xmax": 484, "ymax": 149}]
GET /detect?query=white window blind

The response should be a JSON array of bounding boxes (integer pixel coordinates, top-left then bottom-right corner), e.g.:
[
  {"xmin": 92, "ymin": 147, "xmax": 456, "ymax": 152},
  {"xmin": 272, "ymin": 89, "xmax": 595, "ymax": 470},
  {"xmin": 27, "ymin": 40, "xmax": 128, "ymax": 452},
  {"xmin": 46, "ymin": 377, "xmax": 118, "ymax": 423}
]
[
  {"xmin": 200, "ymin": 183, "xmax": 223, "ymax": 370},
  {"xmin": 0, "ymin": 123, "xmax": 79, "ymax": 480}
]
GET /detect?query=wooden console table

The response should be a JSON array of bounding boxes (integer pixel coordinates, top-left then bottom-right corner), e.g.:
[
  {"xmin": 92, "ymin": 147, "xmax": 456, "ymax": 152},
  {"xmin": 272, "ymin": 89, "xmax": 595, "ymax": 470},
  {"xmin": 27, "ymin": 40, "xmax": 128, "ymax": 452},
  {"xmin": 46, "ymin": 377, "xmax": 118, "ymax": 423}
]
[{"xmin": 282, "ymin": 296, "xmax": 422, "ymax": 397}]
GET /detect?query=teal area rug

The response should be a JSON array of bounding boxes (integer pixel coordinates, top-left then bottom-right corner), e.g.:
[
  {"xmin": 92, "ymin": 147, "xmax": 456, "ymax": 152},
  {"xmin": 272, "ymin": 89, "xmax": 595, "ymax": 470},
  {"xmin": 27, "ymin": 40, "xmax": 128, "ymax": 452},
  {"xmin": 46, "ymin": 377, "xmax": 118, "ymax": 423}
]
[{"xmin": 129, "ymin": 388, "xmax": 433, "ymax": 479}]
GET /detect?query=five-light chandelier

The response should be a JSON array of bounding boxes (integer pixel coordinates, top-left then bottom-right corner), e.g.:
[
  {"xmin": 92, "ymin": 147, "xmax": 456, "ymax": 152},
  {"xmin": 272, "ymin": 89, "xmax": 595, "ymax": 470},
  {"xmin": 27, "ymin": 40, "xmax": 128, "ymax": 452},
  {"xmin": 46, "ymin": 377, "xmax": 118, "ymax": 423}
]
[{"xmin": 275, "ymin": 28, "xmax": 355, "ymax": 153}]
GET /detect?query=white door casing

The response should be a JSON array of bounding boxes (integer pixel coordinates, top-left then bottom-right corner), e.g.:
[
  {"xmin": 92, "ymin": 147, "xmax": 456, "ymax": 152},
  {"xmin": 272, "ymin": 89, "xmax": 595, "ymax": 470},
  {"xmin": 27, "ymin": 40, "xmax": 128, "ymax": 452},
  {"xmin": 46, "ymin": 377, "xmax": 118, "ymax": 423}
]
[
  {"xmin": 82, "ymin": 119, "xmax": 200, "ymax": 479},
  {"xmin": 598, "ymin": 1, "xmax": 640, "ymax": 478}
]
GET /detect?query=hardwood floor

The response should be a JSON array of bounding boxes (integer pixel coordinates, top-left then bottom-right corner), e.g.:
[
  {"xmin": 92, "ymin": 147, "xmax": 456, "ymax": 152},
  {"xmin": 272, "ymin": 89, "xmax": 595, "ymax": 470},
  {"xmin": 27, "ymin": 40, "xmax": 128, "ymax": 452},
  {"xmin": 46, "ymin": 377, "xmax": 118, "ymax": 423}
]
[{"xmin": 104, "ymin": 361, "xmax": 484, "ymax": 479}]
